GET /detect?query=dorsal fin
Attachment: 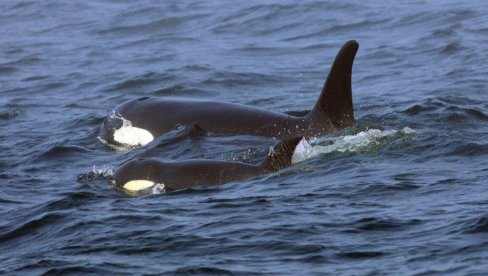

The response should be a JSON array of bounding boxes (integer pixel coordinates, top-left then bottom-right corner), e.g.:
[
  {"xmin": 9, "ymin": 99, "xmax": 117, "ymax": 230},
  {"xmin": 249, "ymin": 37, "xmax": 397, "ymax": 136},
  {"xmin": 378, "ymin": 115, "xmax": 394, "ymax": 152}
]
[
  {"xmin": 311, "ymin": 40, "xmax": 359, "ymax": 128},
  {"xmin": 261, "ymin": 137, "xmax": 303, "ymax": 171}
]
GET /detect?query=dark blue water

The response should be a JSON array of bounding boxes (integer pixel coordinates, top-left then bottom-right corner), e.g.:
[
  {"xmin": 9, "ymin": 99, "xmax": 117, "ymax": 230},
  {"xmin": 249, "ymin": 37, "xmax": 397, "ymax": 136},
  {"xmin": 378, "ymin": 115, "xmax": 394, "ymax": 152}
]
[{"xmin": 1, "ymin": 0, "xmax": 488, "ymax": 274}]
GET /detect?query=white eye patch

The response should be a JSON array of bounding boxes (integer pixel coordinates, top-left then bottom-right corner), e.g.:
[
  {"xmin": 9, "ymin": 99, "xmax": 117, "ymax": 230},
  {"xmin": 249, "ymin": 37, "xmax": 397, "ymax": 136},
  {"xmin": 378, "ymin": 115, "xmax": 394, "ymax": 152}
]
[
  {"xmin": 123, "ymin": 180, "xmax": 155, "ymax": 191},
  {"xmin": 113, "ymin": 126, "xmax": 154, "ymax": 147}
]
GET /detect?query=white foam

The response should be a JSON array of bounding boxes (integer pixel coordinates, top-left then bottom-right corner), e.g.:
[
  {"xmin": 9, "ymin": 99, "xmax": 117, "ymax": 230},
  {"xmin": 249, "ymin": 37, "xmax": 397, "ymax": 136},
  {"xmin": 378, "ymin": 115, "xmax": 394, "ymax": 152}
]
[
  {"xmin": 292, "ymin": 127, "xmax": 415, "ymax": 164},
  {"xmin": 91, "ymin": 165, "xmax": 114, "ymax": 178},
  {"xmin": 152, "ymin": 183, "xmax": 166, "ymax": 194}
]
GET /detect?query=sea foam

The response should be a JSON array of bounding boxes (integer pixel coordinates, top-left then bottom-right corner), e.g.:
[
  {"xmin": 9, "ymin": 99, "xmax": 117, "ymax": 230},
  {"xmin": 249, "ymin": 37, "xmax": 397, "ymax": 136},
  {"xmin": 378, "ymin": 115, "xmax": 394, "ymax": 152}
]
[{"xmin": 292, "ymin": 127, "xmax": 415, "ymax": 164}]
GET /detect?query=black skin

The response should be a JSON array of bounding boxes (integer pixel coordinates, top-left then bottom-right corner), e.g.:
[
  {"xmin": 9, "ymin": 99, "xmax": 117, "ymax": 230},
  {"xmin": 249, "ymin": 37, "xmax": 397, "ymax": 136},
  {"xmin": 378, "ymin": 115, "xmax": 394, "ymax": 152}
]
[
  {"xmin": 112, "ymin": 137, "xmax": 302, "ymax": 193},
  {"xmin": 113, "ymin": 158, "xmax": 265, "ymax": 192},
  {"xmin": 99, "ymin": 40, "xmax": 359, "ymax": 148},
  {"xmin": 101, "ymin": 97, "xmax": 331, "ymax": 142}
]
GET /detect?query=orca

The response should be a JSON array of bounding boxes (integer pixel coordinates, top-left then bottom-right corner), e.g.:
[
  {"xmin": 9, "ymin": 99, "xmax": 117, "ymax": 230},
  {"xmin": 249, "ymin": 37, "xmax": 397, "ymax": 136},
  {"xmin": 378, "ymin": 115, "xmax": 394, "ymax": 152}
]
[
  {"xmin": 99, "ymin": 40, "xmax": 359, "ymax": 148},
  {"xmin": 112, "ymin": 137, "xmax": 302, "ymax": 194}
]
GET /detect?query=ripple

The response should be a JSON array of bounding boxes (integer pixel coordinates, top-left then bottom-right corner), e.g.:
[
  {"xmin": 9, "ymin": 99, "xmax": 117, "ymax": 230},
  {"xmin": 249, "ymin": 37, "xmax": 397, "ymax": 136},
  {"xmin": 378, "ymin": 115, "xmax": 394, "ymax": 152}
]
[
  {"xmin": 42, "ymin": 191, "xmax": 102, "ymax": 210},
  {"xmin": 172, "ymin": 267, "xmax": 235, "ymax": 275},
  {"xmin": 284, "ymin": 19, "xmax": 389, "ymax": 41},
  {"xmin": 0, "ymin": 65, "xmax": 18, "ymax": 74},
  {"xmin": 0, "ymin": 110, "xmax": 20, "ymax": 120},
  {"xmin": 351, "ymin": 217, "xmax": 422, "ymax": 232},
  {"xmin": 104, "ymin": 72, "xmax": 176, "ymax": 92},
  {"xmin": 336, "ymin": 251, "xmax": 387, "ymax": 259},
  {"xmin": 0, "ymin": 212, "xmax": 66, "ymax": 243},
  {"xmin": 402, "ymin": 99, "xmax": 488, "ymax": 128},
  {"xmin": 38, "ymin": 145, "xmax": 92, "ymax": 159},
  {"xmin": 202, "ymin": 71, "xmax": 283, "ymax": 87},
  {"xmin": 97, "ymin": 14, "xmax": 209, "ymax": 36},
  {"xmin": 5, "ymin": 56, "xmax": 43, "ymax": 67},
  {"xmin": 431, "ymin": 26, "xmax": 458, "ymax": 38},
  {"xmin": 462, "ymin": 215, "xmax": 488, "ymax": 234},
  {"xmin": 42, "ymin": 266, "xmax": 107, "ymax": 275},
  {"xmin": 153, "ymin": 84, "xmax": 209, "ymax": 96},
  {"xmin": 447, "ymin": 143, "xmax": 488, "ymax": 157},
  {"xmin": 440, "ymin": 42, "xmax": 466, "ymax": 55},
  {"xmin": 21, "ymin": 75, "xmax": 51, "ymax": 82},
  {"xmin": 359, "ymin": 182, "xmax": 421, "ymax": 195},
  {"xmin": 402, "ymin": 102, "xmax": 445, "ymax": 116}
]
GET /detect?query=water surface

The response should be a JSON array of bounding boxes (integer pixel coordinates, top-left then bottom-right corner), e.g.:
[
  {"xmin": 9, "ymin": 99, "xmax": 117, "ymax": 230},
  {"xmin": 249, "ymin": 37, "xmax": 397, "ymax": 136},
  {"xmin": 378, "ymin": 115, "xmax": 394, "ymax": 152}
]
[{"xmin": 1, "ymin": 0, "xmax": 488, "ymax": 274}]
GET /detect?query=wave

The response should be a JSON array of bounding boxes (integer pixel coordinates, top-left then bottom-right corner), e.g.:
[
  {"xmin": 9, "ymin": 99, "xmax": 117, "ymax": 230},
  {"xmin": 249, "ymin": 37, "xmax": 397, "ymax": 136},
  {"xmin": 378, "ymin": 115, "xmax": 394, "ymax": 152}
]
[{"xmin": 292, "ymin": 127, "xmax": 415, "ymax": 164}]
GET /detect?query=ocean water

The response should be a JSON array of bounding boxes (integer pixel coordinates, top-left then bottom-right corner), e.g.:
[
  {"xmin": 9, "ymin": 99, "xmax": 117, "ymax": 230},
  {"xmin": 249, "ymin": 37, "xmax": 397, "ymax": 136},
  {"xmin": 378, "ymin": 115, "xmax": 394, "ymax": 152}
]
[{"xmin": 1, "ymin": 0, "xmax": 488, "ymax": 274}]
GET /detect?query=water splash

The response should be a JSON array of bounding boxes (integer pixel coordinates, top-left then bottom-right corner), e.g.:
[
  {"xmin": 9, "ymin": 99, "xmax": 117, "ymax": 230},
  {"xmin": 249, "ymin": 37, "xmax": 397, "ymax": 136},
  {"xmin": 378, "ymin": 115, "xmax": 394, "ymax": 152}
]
[
  {"xmin": 152, "ymin": 183, "xmax": 166, "ymax": 194},
  {"xmin": 292, "ymin": 127, "xmax": 415, "ymax": 164},
  {"xmin": 77, "ymin": 165, "xmax": 115, "ymax": 183},
  {"xmin": 91, "ymin": 165, "xmax": 115, "ymax": 178}
]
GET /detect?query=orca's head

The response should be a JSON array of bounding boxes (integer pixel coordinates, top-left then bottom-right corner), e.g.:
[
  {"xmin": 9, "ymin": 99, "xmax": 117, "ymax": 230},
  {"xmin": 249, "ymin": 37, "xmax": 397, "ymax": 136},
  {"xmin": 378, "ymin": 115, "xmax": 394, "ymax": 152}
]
[
  {"xmin": 99, "ymin": 114, "xmax": 124, "ymax": 147},
  {"xmin": 98, "ymin": 110, "xmax": 154, "ymax": 149},
  {"xmin": 112, "ymin": 158, "xmax": 164, "ymax": 194}
]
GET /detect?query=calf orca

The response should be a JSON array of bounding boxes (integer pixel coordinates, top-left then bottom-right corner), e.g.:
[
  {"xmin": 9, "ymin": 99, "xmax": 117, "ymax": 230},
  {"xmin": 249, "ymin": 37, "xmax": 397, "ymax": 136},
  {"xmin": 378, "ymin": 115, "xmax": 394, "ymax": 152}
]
[
  {"xmin": 112, "ymin": 137, "xmax": 302, "ymax": 194},
  {"xmin": 99, "ymin": 40, "xmax": 359, "ymax": 148}
]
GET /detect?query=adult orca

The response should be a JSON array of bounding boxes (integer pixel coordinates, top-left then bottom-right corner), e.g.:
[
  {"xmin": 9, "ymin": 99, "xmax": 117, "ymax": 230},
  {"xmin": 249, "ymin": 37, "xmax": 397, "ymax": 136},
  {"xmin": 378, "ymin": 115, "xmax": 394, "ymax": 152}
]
[
  {"xmin": 99, "ymin": 40, "xmax": 359, "ymax": 148},
  {"xmin": 112, "ymin": 137, "xmax": 302, "ymax": 194}
]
